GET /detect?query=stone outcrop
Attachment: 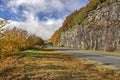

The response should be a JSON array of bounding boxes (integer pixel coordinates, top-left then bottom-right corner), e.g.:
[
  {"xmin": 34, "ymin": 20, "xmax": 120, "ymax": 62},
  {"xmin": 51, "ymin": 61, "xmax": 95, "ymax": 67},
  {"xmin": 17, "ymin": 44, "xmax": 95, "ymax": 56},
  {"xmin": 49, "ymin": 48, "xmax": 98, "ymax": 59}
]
[{"xmin": 58, "ymin": 0, "xmax": 120, "ymax": 51}]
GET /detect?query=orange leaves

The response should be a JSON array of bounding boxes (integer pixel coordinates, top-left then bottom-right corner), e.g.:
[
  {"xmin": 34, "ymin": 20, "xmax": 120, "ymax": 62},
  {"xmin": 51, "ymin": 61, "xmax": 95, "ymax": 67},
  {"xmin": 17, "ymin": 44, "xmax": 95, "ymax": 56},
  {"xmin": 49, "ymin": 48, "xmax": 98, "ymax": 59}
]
[
  {"xmin": 51, "ymin": 28, "xmax": 64, "ymax": 45},
  {"xmin": 51, "ymin": 30, "xmax": 60, "ymax": 45},
  {"xmin": 51, "ymin": 0, "xmax": 108, "ymax": 45}
]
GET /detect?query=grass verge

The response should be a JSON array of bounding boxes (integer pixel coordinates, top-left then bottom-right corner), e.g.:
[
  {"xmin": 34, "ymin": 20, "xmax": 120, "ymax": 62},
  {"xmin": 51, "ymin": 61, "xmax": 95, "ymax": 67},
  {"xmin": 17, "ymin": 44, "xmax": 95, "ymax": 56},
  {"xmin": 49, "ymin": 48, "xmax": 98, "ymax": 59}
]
[{"xmin": 0, "ymin": 48, "xmax": 120, "ymax": 80}]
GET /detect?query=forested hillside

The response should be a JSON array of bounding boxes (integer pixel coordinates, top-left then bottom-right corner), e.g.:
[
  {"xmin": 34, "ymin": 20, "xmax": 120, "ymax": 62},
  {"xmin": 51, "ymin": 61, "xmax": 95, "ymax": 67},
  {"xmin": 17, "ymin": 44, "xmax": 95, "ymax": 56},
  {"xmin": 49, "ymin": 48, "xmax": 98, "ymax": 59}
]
[
  {"xmin": 51, "ymin": 0, "xmax": 108, "ymax": 45},
  {"xmin": 51, "ymin": 0, "xmax": 120, "ymax": 52}
]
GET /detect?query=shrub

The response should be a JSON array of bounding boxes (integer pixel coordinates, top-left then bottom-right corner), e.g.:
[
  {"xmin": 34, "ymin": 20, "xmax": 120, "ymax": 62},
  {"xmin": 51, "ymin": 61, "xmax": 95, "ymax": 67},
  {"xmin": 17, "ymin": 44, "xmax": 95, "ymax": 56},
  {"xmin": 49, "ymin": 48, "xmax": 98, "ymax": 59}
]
[{"xmin": 0, "ymin": 19, "xmax": 44, "ymax": 58}]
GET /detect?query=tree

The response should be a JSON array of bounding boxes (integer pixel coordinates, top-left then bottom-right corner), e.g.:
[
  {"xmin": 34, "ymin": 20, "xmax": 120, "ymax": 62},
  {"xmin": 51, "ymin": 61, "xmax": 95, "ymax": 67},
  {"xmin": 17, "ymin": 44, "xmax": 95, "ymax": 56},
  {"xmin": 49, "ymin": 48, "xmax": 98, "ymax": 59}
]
[
  {"xmin": 26, "ymin": 34, "xmax": 44, "ymax": 48},
  {"xmin": 0, "ymin": 19, "xmax": 44, "ymax": 58}
]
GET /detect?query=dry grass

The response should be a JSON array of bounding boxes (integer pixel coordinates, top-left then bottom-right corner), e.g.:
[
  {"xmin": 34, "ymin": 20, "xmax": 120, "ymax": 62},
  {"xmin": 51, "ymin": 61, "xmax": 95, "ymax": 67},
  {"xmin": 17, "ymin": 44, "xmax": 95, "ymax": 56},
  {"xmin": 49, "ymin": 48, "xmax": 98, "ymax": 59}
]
[{"xmin": 0, "ymin": 48, "xmax": 120, "ymax": 80}]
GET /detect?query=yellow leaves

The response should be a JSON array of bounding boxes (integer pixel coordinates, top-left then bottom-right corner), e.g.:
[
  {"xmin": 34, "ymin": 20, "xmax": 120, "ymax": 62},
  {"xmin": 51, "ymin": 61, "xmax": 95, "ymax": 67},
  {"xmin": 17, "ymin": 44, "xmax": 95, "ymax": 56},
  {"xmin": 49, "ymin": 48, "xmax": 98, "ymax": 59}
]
[
  {"xmin": 26, "ymin": 34, "xmax": 44, "ymax": 48},
  {"xmin": 1, "ymin": 44, "xmax": 14, "ymax": 53},
  {"xmin": 0, "ymin": 27, "xmax": 44, "ymax": 58}
]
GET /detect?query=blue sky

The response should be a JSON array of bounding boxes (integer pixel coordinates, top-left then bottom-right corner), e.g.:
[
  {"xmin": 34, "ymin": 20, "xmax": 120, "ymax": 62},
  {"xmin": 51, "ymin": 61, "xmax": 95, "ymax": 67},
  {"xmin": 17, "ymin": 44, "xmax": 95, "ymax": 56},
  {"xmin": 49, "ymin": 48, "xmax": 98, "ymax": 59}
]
[{"xmin": 0, "ymin": 0, "xmax": 88, "ymax": 39}]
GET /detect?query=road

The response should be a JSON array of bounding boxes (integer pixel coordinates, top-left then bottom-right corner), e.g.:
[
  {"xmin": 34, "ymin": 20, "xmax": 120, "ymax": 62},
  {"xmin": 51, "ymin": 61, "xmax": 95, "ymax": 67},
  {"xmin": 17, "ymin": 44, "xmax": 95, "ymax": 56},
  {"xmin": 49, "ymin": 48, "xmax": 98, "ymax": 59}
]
[{"xmin": 49, "ymin": 46, "xmax": 120, "ymax": 69}]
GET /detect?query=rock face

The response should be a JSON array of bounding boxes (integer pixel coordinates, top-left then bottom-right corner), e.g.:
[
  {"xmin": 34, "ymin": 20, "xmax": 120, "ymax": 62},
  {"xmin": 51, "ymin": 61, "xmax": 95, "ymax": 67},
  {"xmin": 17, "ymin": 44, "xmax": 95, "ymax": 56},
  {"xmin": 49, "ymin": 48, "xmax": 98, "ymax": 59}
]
[{"xmin": 58, "ymin": 0, "xmax": 120, "ymax": 51}]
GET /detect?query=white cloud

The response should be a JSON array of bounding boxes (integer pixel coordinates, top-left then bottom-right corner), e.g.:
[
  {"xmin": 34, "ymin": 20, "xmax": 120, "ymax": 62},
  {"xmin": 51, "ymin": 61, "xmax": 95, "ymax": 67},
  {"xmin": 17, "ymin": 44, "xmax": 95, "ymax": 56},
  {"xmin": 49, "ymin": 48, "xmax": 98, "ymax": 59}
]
[
  {"xmin": 6, "ymin": 14, "xmax": 63, "ymax": 40},
  {"xmin": 7, "ymin": 0, "xmax": 87, "ymax": 13},
  {"xmin": 4, "ymin": 0, "xmax": 88, "ymax": 40}
]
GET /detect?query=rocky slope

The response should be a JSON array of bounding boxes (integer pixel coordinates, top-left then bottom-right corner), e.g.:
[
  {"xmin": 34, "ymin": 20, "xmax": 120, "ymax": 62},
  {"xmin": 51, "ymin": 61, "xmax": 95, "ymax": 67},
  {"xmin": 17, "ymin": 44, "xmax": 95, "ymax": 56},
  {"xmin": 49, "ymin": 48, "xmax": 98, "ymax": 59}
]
[{"xmin": 58, "ymin": 0, "xmax": 120, "ymax": 51}]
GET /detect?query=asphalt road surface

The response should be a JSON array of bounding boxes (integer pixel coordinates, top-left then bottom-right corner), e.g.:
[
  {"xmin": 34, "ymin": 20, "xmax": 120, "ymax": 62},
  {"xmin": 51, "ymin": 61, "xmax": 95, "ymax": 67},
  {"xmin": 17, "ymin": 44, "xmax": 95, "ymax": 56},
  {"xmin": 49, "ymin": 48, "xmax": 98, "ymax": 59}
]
[{"xmin": 49, "ymin": 46, "xmax": 120, "ymax": 69}]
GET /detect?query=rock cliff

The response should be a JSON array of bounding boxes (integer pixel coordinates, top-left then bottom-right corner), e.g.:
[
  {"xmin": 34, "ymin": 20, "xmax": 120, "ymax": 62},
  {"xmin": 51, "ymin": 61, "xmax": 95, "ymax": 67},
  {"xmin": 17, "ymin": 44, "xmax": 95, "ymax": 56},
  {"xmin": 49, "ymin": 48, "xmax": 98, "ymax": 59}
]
[{"xmin": 58, "ymin": 0, "xmax": 120, "ymax": 51}]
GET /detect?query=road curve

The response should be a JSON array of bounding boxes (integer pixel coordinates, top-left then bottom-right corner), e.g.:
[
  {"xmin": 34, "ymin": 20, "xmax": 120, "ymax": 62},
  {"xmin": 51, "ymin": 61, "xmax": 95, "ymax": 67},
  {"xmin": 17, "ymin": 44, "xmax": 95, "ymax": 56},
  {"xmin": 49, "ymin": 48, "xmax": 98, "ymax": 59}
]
[{"xmin": 49, "ymin": 46, "xmax": 120, "ymax": 69}]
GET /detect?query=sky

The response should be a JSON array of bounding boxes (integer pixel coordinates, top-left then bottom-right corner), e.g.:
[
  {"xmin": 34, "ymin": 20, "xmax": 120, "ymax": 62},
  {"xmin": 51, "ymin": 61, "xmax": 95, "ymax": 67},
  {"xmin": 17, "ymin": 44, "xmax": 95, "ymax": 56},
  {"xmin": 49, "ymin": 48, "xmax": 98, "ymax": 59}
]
[{"xmin": 0, "ymin": 0, "xmax": 88, "ymax": 40}]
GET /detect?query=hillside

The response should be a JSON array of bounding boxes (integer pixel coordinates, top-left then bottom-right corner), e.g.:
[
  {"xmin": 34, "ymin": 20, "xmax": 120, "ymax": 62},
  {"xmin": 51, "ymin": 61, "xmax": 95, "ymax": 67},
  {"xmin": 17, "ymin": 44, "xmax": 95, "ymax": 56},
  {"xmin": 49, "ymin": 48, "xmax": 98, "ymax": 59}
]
[{"xmin": 51, "ymin": 0, "xmax": 120, "ymax": 52}]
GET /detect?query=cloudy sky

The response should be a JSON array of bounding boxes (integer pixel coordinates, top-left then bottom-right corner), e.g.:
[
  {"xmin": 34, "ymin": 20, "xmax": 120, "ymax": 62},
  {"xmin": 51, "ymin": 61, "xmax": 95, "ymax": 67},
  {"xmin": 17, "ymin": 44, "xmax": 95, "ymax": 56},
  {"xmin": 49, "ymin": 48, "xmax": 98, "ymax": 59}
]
[{"xmin": 0, "ymin": 0, "xmax": 88, "ymax": 40}]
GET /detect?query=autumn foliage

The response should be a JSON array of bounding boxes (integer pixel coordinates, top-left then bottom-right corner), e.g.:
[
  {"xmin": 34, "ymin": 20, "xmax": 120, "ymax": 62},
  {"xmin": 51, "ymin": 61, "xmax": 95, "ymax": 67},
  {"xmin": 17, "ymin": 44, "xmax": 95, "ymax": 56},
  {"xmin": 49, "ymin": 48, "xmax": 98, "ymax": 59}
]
[
  {"xmin": 0, "ymin": 20, "xmax": 44, "ymax": 58},
  {"xmin": 51, "ymin": 28, "xmax": 62, "ymax": 45},
  {"xmin": 51, "ymin": 0, "xmax": 108, "ymax": 45}
]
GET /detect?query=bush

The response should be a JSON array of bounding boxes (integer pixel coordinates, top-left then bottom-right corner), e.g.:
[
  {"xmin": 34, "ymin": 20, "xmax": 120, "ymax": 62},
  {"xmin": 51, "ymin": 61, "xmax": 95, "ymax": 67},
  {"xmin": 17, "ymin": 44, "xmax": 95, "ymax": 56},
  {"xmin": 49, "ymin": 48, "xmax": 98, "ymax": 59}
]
[{"xmin": 0, "ymin": 19, "xmax": 44, "ymax": 58}]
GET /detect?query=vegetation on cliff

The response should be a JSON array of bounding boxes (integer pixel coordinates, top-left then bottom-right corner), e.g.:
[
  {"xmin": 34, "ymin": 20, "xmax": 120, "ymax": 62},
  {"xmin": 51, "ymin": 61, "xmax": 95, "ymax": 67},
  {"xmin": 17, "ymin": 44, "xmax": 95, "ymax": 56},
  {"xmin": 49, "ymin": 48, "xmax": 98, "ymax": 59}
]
[{"xmin": 51, "ymin": 0, "xmax": 108, "ymax": 45}]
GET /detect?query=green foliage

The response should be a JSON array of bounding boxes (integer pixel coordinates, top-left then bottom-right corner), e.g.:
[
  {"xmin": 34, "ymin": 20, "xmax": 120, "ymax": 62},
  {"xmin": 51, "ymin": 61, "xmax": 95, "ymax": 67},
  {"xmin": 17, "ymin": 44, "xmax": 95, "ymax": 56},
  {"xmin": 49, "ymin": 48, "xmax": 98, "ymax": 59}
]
[
  {"xmin": 74, "ymin": 8, "xmax": 88, "ymax": 25},
  {"xmin": 87, "ymin": 0, "xmax": 100, "ymax": 11},
  {"xmin": 62, "ymin": 10, "xmax": 79, "ymax": 30},
  {"xmin": 75, "ymin": 0, "xmax": 107, "ymax": 25},
  {"xmin": 62, "ymin": 0, "xmax": 108, "ymax": 30}
]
